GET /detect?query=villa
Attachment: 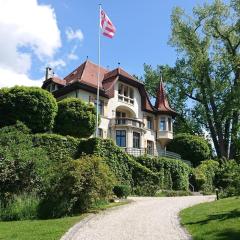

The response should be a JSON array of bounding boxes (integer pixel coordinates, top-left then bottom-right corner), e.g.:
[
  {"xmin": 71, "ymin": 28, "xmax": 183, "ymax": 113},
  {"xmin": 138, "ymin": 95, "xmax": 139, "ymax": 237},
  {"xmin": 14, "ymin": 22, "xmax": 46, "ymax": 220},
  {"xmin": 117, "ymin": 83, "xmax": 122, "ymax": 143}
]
[{"xmin": 42, "ymin": 60, "xmax": 179, "ymax": 159}]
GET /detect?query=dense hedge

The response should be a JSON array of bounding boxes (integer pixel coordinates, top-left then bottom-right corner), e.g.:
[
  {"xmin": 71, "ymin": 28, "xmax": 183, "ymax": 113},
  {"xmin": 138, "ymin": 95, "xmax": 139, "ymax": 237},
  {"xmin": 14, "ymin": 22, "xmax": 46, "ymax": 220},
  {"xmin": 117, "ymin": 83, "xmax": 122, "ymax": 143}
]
[
  {"xmin": 167, "ymin": 133, "xmax": 211, "ymax": 166},
  {"xmin": 0, "ymin": 123, "xmax": 49, "ymax": 204},
  {"xmin": 54, "ymin": 98, "xmax": 97, "ymax": 138},
  {"xmin": 135, "ymin": 156, "xmax": 191, "ymax": 191},
  {"xmin": 32, "ymin": 133, "xmax": 81, "ymax": 162},
  {"xmin": 215, "ymin": 160, "xmax": 240, "ymax": 197},
  {"xmin": 0, "ymin": 86, "xmax": 57, "ymax": 133},
  {"xmin": 79, "ymin": 138, "xmax": 160, "ymax": 195},
  {"xmin": 193, "ymin": 160, "xmax": 219, "ymax": 193},
  {"xmin": 38, "ymin": 155, "xmax": 115, "ymax": 219}
]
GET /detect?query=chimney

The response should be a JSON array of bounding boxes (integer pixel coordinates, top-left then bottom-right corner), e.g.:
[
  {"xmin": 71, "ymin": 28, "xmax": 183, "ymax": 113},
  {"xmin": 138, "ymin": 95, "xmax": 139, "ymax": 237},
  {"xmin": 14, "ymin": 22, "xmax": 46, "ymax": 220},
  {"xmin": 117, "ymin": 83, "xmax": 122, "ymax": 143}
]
[{"xmin": 45, "ymin": 67, "xmax": 54, "ymax": 81}]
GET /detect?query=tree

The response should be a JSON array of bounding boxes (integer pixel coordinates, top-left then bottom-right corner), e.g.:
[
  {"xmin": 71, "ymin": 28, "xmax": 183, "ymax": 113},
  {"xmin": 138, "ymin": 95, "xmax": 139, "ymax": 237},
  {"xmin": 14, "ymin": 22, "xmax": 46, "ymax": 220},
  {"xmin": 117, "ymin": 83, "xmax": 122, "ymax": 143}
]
[
  {"xmin": 0, "ymin": 86, "xmax": 57, "ymax": 133},
  {"xmin": 167, "ymin": 133, "xmax": 211, "ymax": 166},
  {"xmin": 144, "ymin": 0, "xmax": 240, "ymax": 158},
  {"xmin": 54, "ymin": 98, "xmax": 97, "ymax": 138},
  {"xmin": 0, "ymin": 122, "xmax": 48, "ymax": 204}
]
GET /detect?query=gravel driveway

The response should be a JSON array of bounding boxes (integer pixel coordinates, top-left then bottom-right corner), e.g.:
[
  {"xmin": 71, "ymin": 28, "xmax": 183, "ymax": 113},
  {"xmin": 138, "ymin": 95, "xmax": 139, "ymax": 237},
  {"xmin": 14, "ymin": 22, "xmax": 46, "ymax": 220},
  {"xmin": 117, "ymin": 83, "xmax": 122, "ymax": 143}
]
[{"xmin": 61, "ymin": 196, "xmax": 214, "ymax": 240}]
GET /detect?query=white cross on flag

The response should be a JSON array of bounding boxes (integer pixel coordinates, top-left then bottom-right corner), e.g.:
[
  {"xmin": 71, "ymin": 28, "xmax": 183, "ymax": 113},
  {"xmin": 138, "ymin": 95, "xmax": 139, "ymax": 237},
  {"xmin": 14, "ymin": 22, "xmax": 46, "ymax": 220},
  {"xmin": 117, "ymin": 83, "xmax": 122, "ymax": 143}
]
[{"xmin": 100, "ymin": 9, "xmax": 116, "ymax": 38}]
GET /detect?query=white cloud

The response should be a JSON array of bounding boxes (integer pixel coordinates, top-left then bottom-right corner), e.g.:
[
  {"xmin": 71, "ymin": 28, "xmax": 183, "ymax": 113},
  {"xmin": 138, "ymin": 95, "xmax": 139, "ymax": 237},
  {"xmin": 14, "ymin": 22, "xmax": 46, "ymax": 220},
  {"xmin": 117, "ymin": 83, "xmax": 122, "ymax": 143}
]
[
  {"xmin": 66, "ymin": 27, "xmax": 84, "ymax": 42},
  {"xmin": 0, "ymin": 68, "xmax": 42, "ymax": 88},
  {"xmin": 48, "ymin": 59, "xmax": 66, "ymax": 70},
  {"xmin": 0, "ymin": 0, "xmax": 61, "ymax": 87}
]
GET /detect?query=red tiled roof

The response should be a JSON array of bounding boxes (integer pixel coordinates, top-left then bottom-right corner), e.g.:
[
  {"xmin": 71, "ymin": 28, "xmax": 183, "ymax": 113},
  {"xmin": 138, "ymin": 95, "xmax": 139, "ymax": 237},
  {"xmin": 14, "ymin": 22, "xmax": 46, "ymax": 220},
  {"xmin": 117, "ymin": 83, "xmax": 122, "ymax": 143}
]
[
  {"xmin": 155, "ymin": 81, "xmax": 177, "ymax": 116},
  {"xmin": 42, "ymin": 60, "xmax": 177, "ymax": 115},
  {"xmin": 42, "ymin": 76, "xmax": 66, "ymax": 88},
  {"xmin": 64, "ymin": 60, "xmax": 108, "ymax": 88}
]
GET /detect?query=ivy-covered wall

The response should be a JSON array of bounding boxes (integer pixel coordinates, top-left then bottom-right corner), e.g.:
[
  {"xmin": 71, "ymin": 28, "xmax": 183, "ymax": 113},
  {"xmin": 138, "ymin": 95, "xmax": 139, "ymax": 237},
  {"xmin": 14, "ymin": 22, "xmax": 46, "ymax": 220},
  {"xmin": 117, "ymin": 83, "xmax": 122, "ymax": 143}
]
[{"xmin": 79, "ymin": 138, "xmax": 190, "ymax": 194}]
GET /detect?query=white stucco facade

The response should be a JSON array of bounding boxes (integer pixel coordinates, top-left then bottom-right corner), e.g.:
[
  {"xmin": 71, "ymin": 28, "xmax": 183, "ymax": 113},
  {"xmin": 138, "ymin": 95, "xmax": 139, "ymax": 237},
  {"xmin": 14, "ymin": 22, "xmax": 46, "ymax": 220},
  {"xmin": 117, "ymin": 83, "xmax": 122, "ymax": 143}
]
[{"xmin": 53, "ymin": 79, "xmax": 174, "ymax": 157}]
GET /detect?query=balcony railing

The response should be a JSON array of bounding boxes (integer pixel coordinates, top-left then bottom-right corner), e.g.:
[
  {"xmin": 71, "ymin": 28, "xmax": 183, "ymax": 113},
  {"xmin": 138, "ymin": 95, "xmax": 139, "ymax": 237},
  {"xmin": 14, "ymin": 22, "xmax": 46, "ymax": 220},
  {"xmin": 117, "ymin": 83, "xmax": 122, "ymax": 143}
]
[
  {"xmin": 121, "ymin": 148, "xmax": 192, "ymax": 166},
  {"xmin": 123, "ymin": 147, "xmax": 180, "ymax": 159},
  {"xmin": 113, "ymin": 118, "xmax": 145, "ymax": 129},
  {"xmin": 123, "ymin": 148, "xmax": 192, "ymax": 166}
]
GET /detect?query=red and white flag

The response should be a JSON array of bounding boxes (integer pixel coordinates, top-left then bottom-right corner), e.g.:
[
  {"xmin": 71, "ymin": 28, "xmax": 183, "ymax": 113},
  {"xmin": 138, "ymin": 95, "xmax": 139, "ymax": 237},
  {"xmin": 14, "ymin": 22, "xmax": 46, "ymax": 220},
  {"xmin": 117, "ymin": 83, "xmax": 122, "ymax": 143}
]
[{"xmin": 100, "ymin": 9, "xmax": 116, "ymax": 38}]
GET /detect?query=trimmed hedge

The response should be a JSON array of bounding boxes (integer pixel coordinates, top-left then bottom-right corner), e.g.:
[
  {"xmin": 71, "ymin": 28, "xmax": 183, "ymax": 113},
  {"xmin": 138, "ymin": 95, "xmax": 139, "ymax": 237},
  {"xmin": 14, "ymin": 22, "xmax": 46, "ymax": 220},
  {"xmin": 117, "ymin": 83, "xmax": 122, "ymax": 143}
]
[
  {"xmin": 79, "ymin": 138, "xmax": 160, "ymax": 195},
  {"xmin": 32, "ymin": 133, "xmax": 81, "ymax": 162},
  {"xmin": 54, "ymin": 98, "xmax": 97, "ymax": 138},
  {"xmin": 135, "ymin": 155, "xmax": 191, "ymax": 191},
  {"xmin": 167, "ymin": 133, "xmax": 211, "ymax": 166},
  {"xmin": 0, "ymin": 86, "xmax": 57, "ymax": 133}
]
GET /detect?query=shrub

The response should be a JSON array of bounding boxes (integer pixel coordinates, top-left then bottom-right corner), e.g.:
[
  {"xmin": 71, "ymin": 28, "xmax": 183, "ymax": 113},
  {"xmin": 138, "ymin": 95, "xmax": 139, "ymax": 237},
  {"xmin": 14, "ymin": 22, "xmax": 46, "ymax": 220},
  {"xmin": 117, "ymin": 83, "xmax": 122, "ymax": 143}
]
[
  {"xmin": 155, "ymin": 190, "xmax": 192, "ymax": 197},
  {"xmin": 193, "ymin": 160, "xmax": 219, "ymax": 193},
  {"xmin": 54, "ymin": 98, "xmax": 97, "ymax": 138},
  {"xmin": 0, "ymin": 194, "xmax": 39, "ymax": 221},
  {"xmin": 215, "ymin": 159, "xmax": 240, "ymax": 197},
  {"xmin": 167, "ymin": 133, "xmax": 211, "ymax": 166},
  {"xmin": 38, "ymin": 155, "xmax": 116, "ymax": 219},
  {"xmin": 0, "ymin": 86, "xmax": 57, "ymax": 133},
  {"xmin": 79, "ymin": 138, "xmax": 160, "ymax": 195},
  {"xmin": 113, "ymin": 185, "xmax": 131, "ymax": 199},
  {"xmin": 0, "ymin": 123, "xmax": 49, "ymax": 204},
  {"xmin": 32, "ymin": 133, "xmax": 81, "ymax": 162},
  {"xmin": 135, "ymin": 155, "xmax": 191, "ymax": 191}
]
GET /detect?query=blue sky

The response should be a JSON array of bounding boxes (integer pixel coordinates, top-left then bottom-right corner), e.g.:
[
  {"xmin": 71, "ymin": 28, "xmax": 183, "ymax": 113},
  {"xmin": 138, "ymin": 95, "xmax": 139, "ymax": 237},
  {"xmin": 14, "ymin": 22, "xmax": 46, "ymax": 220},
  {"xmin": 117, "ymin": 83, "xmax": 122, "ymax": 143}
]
[{"xmin": 0, "ymin": 0, "xmax": 221, "ymax": 87}]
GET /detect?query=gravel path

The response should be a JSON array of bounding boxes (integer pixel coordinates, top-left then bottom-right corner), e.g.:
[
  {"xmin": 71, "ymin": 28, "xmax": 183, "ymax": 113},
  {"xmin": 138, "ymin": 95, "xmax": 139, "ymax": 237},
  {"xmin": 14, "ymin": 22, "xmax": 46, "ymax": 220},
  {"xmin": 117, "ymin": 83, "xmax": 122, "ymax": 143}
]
[{"xmin": 61, "ymin": 196, "xmax": 215, "ymax": 240}]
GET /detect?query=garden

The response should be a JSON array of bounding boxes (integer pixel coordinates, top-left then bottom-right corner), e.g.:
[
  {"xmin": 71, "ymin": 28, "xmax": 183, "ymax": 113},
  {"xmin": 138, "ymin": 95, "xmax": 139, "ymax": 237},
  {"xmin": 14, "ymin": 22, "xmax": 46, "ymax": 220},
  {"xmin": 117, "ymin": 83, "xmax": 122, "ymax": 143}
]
[{"xmin": 0, "ymin": 86, "xmax": 239, "ymax": 240}]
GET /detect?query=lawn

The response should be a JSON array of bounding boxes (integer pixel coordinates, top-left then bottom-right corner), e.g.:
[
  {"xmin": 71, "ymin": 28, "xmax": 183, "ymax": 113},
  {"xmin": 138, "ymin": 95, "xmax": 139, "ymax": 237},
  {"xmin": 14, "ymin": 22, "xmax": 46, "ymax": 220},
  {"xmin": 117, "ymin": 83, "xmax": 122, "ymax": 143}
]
[
  {"xmin": 0, "ymin": 201, "xmax": 129, "ymax": 240},
  {"xmin": 180, "ymin": 197, "xmax": 240, "ymax": 240}
]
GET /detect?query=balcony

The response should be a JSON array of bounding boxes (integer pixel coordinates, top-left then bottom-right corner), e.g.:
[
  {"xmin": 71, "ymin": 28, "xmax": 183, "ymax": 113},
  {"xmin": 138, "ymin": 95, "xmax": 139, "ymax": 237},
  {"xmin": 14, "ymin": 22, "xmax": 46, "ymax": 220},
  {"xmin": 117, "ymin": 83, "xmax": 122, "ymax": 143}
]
[
  {"xmin": 156, "ymin": 130, "xmax": 173, "ymax": 140},
  {"xmin": 122, "ymin": 147, "xmax": 191, "ymax": 165},
  {"xmin": 112, "ymin": 118, "xmax": 145, "ymax": 129}
]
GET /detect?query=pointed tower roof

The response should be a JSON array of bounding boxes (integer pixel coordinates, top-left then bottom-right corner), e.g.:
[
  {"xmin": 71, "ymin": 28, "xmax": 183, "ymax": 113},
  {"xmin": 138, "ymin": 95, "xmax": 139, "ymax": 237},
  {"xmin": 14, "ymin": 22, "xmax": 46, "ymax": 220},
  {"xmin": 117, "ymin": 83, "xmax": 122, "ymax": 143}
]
[{"xmin": 155, "ymin": 80, "xmax": 177, "ymax": 117}]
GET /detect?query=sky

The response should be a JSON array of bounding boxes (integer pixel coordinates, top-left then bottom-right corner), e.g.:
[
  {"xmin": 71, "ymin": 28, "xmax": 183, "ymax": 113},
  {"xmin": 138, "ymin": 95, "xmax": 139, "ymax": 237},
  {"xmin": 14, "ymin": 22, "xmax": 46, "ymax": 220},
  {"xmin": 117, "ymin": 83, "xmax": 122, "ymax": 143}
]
[{"xmin": 0, "ymin": 0, "xmax": 219, "ymax": 88}]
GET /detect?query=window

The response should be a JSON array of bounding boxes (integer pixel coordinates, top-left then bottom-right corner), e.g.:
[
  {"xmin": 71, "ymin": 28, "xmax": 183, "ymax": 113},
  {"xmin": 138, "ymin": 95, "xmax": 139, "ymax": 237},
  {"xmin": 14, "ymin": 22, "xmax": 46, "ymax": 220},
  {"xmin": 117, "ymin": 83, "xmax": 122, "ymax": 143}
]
[
  {"xmin": 116, "ymin": 130, "xmax": 126, "ymax": 147},
  {"xmin": 160, "ymin": 117, "xmax": 166, "ymax": 131},
  {"xmin": 94, "ymin": 99, "xmax": 104, "ymax": 116},
  {"xmin": 168, "ymin": 117, "xmax": 172, "ymax": 131},
  {"xmin": 97, "ymin": 128, "xmax": 103, "ymax": 138},
  {"xmin": 116, "ymin": 111, "xmax": 126, "ymax": 118},
  {"xmin": 133, "ymin": 132, "xmax": 140, "ymax": 149},
  {"xmin": 118, "ymin": 83, "xmax": 134, "ymax": 104},
  {"xmin": 147, "ymin": 116, "xmax": 153, "ymax": 130},
  {"xmin": 147, "ymin": 140, "xmax": 154, "ymax": 155}
]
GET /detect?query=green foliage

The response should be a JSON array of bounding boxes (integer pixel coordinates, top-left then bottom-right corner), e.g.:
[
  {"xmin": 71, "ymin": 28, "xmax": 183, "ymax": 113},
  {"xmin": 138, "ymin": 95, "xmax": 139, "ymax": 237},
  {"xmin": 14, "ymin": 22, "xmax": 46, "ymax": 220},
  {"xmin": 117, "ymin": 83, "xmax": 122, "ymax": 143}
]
[
  {"xmin": 155, "ymin": 190, "xmax": 192, "ymax": 197},
  {"xmin": 0, "ymin": 124, "xmax": 49, "ymax": 204},
  {"xmin": 193, "ymin": 160, "xmax": 219, "ymax": 193},
  {"xmin": 0, "ymin": 194, "xmax": 39, "ymax": 221},
  {"xmin": 54, "ymin": 98, "xmax": 97, "ymax": 138},
  {"xmin": 32, "ymin": 133, "xmax": 81, "ymax": 162},
  {"xmin": 38, "ymin": 155, "xmax": 115, "ymax": 219},
  {"xmin": 0, "ymin": 86, "xmax": 57, "ymax": 133},
  {"xmin": 79, "ymin": 138, "xmax": 160, "ymax": 196},
  {"xmin": 135, "ymin": 155, "xmax": 191, "ymax": 191},
  {"xmin": 144, "ymin": 1, "xmax": 240, "ymax": 159},
  {"xmin": 167, "ymin": 134, "xmax": 211, "ymax": 166},
  {"xmin": 113, "ymin": 185, "xmax": 131, "ymax": 199},
  {"xmin": 216, "ymin": 160, "xmax": 240, "ymax": 198},
  {"xmin": 79, "ymin": 138, "xmax": 132, "ymax": 184}
]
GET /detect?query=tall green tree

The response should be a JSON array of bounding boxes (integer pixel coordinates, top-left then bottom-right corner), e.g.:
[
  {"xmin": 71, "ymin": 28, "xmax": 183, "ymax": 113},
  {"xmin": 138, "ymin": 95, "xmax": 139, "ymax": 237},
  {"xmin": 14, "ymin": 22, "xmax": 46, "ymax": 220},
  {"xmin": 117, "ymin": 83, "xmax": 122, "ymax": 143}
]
[{"xmin": 144, "ymin": 0, "xmax": 240, "ymax": 158}]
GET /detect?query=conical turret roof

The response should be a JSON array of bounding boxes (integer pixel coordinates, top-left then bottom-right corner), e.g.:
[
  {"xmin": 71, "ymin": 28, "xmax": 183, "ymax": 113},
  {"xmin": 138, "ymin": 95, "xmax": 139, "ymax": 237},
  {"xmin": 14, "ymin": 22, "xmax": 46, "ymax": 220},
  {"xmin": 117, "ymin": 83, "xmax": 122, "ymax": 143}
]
[{"xmin": 155, "ymin": 80, "xmax": 177, "ymax": 117}]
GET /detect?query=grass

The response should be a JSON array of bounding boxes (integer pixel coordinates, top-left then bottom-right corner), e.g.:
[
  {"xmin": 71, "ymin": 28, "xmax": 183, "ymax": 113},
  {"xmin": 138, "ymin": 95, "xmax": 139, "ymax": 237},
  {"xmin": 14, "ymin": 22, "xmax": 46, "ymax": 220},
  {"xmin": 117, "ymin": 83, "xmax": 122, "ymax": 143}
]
[
  {"xmin": 0, "ymin": 200, "xmax": 131, "ymax": 240},
  {"xmin": 180, "ymin": 197, "xmax": 240, "ymax": 240}
]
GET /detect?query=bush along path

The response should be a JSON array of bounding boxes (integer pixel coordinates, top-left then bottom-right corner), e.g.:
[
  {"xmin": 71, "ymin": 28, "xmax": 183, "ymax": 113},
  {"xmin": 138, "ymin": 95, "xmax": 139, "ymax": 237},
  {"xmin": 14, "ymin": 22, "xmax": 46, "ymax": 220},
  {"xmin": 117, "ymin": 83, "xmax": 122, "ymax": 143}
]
[{"xmin": 61, "ymin": 196, "xmax": 215, "ymax": 240}]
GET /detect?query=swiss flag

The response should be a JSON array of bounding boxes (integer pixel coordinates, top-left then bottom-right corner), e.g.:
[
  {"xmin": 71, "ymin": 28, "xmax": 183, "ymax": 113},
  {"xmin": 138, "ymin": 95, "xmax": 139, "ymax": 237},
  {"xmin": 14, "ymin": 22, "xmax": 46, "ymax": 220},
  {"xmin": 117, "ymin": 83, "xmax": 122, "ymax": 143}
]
[{"xmin": 100, "ymin": 9, "xmax": 116, "ymax": 38}]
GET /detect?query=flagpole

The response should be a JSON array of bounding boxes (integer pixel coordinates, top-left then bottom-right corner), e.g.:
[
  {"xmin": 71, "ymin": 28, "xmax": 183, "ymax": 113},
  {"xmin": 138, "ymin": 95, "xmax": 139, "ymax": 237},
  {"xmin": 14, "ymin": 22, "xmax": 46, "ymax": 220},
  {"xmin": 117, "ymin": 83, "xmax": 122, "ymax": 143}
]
[{"xmin": 96, "ymin": 4, "xmax": 101, "ymax": 137}]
